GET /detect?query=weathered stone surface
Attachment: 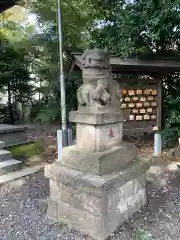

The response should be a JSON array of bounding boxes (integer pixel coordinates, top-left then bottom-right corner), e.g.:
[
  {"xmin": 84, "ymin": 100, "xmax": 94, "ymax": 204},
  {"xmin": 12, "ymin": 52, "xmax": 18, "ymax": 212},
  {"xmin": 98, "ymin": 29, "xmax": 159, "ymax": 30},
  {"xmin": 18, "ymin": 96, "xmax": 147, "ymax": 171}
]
[
  {"xmin": 76, "ymin": 48, "xmax": 121, "ymax": 111},
  {"xmin": 108, "ymin": 177, "xmax": 145, "ymax": 208},
  {"xmin": 108, "ymin": 177, "xmax": 146, "ymax": 230},
  {"xmin": 76, "ymin": 122, "xmax": 123, "ymax": 152},
  {"xmin": 47, "ymin": 174, "xmax": 147, "ymax": 240},
  {"xmin": 47, "ymin": 197, "xmax": 59, "ymax": 221},
  {"xmin": 108, "ymin": 186, "xmax": 146, "ymax": 233},
  {"xmin": 50, "ymin": 180, "xmax": 107, "ymax": 217},
  {"xmin": 45, "ymin": 159, "xmax": 149, "ymax": 194},
  {"xmin": 69, "ymin": 111, "xmax": 123, "ymax": 124},
  {"xmin": 48, "ymin": 198, "xmax": 109, "ymax": 240},
  {"xmin": 61, "ymin": 142, "xmax": 137, "ymax": 175}
]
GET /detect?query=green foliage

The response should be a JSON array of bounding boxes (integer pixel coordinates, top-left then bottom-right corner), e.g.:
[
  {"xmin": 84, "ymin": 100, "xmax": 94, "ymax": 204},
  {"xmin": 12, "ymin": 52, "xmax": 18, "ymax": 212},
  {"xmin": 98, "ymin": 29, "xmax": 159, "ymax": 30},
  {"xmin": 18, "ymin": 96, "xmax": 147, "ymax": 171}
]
[
  {"xmin": 135, "ymin": 225, "xmax": 152, "ymax": 240},
  {"xmin": 162, "ymin": 126, "xmax": 180, "ymax": 148},
  {"xmin": 164, "ymin": 94, "xmax": 180, "ymax": 127},
  {"xmin": 162, "ymin": 85, "xmax": 180, "ymax": 148},
  {"xmin": 92, "ymin": 0, "xmax": 180, "ymax": 57},
  {"xmin": 10, "ymin": 141, "xmax": 44, "ymax": 159},
  {"xmin": 29, "ymin": 72, "xmax": 82, "ymax": 123},
  {"xmin": 25, "ymin": 0, "xmax": 96, "ymax": 123},
  {"xmin": 162, "ymin": 128, "xmax": 178, "ymax": 148},
  {"xmin": 26, "ymin": 0, "xmax": 180, "ymax": 127},
  {"xmin": 30, "ymin": 0, "xmax": 98, "ymax": 50},
  {"xmin": 0, "ymin": 9, "xmax": 38, "ymax": 123},
  {"xmin": 35, "ymin": 98, "xmax": 61, "ymax": 123}
]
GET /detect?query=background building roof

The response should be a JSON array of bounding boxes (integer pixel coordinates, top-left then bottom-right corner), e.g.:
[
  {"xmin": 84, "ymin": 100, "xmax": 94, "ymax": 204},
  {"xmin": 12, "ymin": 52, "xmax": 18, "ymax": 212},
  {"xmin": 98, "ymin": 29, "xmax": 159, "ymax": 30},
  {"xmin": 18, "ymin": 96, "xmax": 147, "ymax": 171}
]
[
  {"xmin": 0, "ymin": 0, "xmax": 17, "ymax": 13},
  {"xmin": 70, "ymin": 52, "xmax": 180, "ymax": 73}
]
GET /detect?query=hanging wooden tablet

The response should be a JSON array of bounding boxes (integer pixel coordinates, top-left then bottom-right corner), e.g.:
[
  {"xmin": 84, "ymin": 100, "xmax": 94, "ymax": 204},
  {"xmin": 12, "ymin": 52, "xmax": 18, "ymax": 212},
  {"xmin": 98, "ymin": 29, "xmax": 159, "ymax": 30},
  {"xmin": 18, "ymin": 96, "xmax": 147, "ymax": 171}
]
[
  {"xmin": 140, "ymin": 108, "xmax": 146, "ymax": 114},
  {"xmin": 144, "ymin": 89, "xmax": 151, "ymax": 95},
  {"xmin": 129, "ymin": 115, "xmax": 135, "ymax": 121},
  {"xmin": 121, "ymin": 103, "xmax": 127, "ymax": 109},
  {"xmin": 132, "ymin": 96, "xmax": 139, "ymax": 101},
  {"xmin": 136, "ymin": 89, "xmax": 143, "ymax": 95},
  {"xmin": 136, "ymin": 115, "xmax": 143, "ymax": 121},
  {"xmin": 147, "ymin": 96, "xmax": 154, "ymax": 101},
  {"xmin": 128, "ymin": 90, "xmax": 135, "ymax": 96},
  {"xmin": 136, "ymin": 102, "xmax": 143, "ymax": 108},
  {"xmin": 144, "ymin": 114, "xmax": 150, "ymax": 120},
  {"xmin": 140, "ymin": 97, "xmax": 146, "ymax": 102},
  {"xmin": 151, "ymin": 89, "xmax": 158, "ymax": 96},
  {"xmin": 132, "ymin": 109, "xmax": 139, "ymax": 114},
  {"xmin": 147, "ymin": 108, "xmax": 153, "ymax": 113},
  {"xmin": 151, "ymin": 114, "xmax": 157, "ymax": 120},
  {"xmin": 120, "ymin": 98, "xmax": 123, "ymax": 103},
  {"xmin": 144, "ymin": 102, "xmax": 150, "ymax": 107},
  {"xmin": 151, "ymin": 102, "xmax": 157, "ymax": 107},
  {"xmin": 121, "ymin": 89, "xmax": 127, "ymax": 95},
  {"xmin": 128, "ymin": 103, "xmax": 135, "ymax": 108},
  {"xmin": 124, "ymin": 97, "xmax": 131, "ymax": 102}
]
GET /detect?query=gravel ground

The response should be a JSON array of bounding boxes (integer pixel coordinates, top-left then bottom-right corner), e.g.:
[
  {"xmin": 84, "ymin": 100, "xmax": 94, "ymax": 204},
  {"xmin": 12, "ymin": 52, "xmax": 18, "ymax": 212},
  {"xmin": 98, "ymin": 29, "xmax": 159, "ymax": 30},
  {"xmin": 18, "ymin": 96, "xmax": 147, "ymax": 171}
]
[{"xmin": 1, "ymin": 169, "xmax": 180, "ymax": 240}]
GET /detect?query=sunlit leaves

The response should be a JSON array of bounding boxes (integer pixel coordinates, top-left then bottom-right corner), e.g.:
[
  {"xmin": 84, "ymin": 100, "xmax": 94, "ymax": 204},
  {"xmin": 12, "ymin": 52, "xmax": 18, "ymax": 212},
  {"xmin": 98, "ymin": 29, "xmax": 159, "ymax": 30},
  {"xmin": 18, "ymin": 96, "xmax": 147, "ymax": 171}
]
[{"xmin": 92, "ymin": 0, "xmax": 180, "ymax": 57}]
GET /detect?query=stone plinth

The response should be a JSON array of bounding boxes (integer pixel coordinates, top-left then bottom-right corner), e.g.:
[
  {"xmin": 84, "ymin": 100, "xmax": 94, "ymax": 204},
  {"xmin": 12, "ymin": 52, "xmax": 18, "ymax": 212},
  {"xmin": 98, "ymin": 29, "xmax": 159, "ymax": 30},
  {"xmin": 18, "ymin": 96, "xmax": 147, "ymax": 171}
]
[
  {"xmin": 70, "ymin": 111, "xmax": 123, "ymax": 152},
  {"xmin": 45, "ymin": 159, "xmax": 149, "ymax": 240},
  {"xmin": 61, "ymin": 143, "xmax": 137, "ymax": 175},
  {"xmin": 76, "ymin": 122, "xmax": 123, "ymax": 152}
]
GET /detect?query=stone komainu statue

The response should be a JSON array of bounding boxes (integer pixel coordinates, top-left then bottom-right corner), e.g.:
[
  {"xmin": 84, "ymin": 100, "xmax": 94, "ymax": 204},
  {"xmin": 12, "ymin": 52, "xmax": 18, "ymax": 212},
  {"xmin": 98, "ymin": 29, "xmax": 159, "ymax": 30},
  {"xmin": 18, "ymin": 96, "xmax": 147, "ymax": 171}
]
[{"xmin": 77, "ymin": 48, "xmax": 121, "ymax": 108}]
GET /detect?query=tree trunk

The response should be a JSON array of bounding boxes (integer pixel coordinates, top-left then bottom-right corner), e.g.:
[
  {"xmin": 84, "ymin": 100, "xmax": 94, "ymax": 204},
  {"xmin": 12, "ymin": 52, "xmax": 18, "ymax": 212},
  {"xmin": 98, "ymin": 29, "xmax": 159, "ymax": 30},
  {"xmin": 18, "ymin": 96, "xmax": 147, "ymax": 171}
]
[{"xmin": 7, "ymin": 82, "xmax": 15, "ymax": 124}]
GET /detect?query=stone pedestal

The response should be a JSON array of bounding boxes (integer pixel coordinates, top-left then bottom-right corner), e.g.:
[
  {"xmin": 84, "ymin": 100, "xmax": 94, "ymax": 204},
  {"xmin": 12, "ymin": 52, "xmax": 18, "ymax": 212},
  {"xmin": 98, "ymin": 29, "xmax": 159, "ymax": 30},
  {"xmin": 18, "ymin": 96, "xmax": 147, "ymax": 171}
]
[
  {"xmin": 45, "ymin": 48, "xmax": 149, "ymax": 240},
  {"xmin": 61, "ymin": 143, "xmax": 137, "ymax": 175},
  {"xmin": 70, "ymin": 111, "xmax": 123, "ymax": 152},
  {"xmin": 45, "ymin": 112, "xmax": 149, "ymax": 240},
  {"xmin": 45, "ymin": 159, "xmax": 149, "ymax": 240}
]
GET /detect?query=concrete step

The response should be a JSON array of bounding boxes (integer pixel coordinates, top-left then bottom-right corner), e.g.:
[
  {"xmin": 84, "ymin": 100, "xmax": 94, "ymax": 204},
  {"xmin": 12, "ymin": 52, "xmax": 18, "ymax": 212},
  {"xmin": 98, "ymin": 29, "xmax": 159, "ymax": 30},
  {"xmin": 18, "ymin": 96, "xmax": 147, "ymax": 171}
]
[
  {"xmin": 0, "ymin": 164, "xmax": 43, "ymax": 184},
  {"xmin": 0, "ymin": 141, "xmax": 4, "ymax": 150},
  {"xmin": 0, "ymin": 150, "xmax": 12, "ymax": 162},
  {"xmin": 0, "ymin": 159, "xmax": 22, "ymax": 176}
]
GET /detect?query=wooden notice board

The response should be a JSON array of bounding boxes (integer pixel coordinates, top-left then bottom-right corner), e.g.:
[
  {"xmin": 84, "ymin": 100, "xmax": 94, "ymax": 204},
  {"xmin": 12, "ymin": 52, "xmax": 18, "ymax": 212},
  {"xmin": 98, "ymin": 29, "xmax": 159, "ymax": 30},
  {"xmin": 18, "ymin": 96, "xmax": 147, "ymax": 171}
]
[{"xmin": 113, "ymin": 74, "xmax": 162, "ymax": 134}]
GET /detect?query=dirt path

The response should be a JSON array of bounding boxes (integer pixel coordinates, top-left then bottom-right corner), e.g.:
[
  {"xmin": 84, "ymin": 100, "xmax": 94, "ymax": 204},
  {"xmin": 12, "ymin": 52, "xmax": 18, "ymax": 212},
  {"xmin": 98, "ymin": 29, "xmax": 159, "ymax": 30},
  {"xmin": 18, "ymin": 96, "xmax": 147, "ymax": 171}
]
[{"xmin": 0, "ymin": 169, "xmax": 180, "ymax": 240}]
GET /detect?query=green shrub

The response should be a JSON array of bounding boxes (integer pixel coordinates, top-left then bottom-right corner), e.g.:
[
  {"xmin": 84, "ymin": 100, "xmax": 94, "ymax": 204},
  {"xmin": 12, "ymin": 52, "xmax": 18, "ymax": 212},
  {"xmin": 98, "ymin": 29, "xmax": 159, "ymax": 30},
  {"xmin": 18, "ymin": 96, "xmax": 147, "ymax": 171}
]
[
  {"xmin": 162, "ymin": 128, "xmax": 178, "ymax": 149},
  {"xmin": 9, "ymin": 141, "xmax": 44, "ymax": 159},
  {"xmin": 135, "ymin": 225, "xmax": 152, "ymax": 240}
]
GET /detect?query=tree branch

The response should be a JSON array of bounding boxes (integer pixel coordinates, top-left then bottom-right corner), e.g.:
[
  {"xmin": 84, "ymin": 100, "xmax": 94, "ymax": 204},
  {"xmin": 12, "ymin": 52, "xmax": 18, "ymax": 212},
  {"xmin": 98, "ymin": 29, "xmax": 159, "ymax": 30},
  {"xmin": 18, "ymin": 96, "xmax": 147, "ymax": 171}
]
[{"xmin": 62, "ymin": 0, "xmax": 92, "ymax": 34}]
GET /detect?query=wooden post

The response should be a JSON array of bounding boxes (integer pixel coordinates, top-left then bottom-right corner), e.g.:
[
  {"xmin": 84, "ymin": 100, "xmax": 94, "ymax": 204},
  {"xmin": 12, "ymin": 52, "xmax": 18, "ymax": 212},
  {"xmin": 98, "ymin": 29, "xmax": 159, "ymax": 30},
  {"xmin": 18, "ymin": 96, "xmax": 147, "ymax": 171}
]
[{"xmin": 157, "ymin": 79, "xmax": 162, "ymax": 131}]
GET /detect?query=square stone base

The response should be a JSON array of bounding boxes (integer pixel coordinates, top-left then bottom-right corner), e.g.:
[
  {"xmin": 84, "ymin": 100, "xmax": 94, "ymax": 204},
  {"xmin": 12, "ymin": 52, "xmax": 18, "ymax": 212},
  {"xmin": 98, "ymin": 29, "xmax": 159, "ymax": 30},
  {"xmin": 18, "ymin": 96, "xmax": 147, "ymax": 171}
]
[
  {"xmin": 61, "ymin": 142, "xmax": 137, "ymax": 175},
  {"xmin": 76, "ymin": 122, "xmax": 123, "ymax": 152},
  {"xmin": 70, "ymin": 111, "xmax": 123, "ymax": 152},
  {"xmin": 45, "ymin": 159, "xmax": 149, "ymax": 240}
]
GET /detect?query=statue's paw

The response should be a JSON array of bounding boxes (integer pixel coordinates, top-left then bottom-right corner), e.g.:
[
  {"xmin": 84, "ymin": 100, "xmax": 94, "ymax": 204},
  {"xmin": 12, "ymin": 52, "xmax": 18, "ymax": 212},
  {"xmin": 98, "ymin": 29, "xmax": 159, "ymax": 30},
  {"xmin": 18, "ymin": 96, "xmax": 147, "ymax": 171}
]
[
  {"xmin": 100, "ymin": 92, "xmax": 111, "ymax": 105},
  {"xmin": 90, "ymin": 90, "xmax": 100, "ymax": 100}
]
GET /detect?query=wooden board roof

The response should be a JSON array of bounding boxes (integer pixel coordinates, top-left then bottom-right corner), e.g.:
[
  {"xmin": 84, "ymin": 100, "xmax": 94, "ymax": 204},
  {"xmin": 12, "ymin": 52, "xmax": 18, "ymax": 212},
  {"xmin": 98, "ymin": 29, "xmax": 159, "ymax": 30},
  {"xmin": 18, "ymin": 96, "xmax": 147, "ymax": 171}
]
[
  {"xmin": 0, "ymin": 0, "xmax": 16, "ymax": 13},
  {"xmin": 70, "ymin": 52, "xmax": 180, "ymax": 73}
]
